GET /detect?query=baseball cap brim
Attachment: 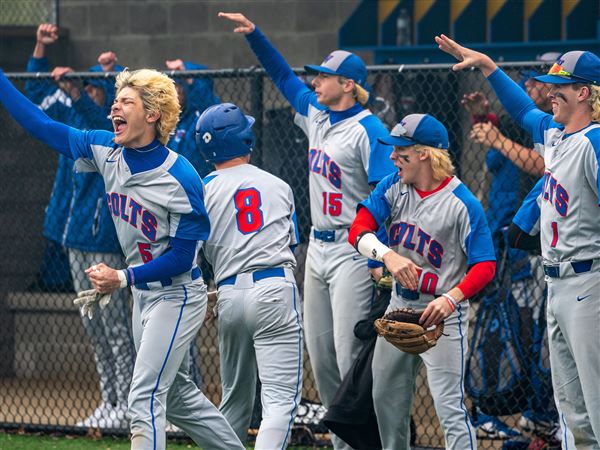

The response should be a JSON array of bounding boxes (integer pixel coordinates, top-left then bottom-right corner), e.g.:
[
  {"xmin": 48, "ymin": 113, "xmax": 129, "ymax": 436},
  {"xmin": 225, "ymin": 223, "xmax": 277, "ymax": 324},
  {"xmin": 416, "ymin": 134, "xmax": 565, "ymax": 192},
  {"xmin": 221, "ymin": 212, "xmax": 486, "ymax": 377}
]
[
  {"xmin": 378, "ymin": 135, "xmax": 416, "ymax": 147},
  {"xmin": 304, "ymin": 64, "xmax": 338, "ymax": 76},
  {"xmin": 534, "ymin": 74, "xmax": 581, "ymax": 84}
]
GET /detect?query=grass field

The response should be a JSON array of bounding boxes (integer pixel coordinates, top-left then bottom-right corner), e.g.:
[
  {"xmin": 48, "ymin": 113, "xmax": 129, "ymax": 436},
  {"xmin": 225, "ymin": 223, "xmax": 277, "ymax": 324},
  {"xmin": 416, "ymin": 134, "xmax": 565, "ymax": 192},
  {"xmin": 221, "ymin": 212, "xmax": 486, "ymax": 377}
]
[{"xmin": 0, "ymin": 431, "xmax": 330, "ymax": 450}]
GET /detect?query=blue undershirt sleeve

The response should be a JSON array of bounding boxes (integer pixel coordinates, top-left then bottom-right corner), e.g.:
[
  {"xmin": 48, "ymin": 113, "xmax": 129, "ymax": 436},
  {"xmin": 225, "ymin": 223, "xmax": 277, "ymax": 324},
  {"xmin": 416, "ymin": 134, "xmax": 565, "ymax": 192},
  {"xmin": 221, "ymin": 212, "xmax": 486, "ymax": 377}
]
[
  {"xmin": 245, "ymin": 27, "xmax": 315, "ymax": 116},
  {"xmin": 127, "ymin": 236, "xmax": 197, "ymax": 285},
  {"xmin": 487, "ymin": 68, "xmax": 554, "ymax": 141},
  {"xmin": 0, "ymin": 70, "xmax": 74, "ymax": 157}
]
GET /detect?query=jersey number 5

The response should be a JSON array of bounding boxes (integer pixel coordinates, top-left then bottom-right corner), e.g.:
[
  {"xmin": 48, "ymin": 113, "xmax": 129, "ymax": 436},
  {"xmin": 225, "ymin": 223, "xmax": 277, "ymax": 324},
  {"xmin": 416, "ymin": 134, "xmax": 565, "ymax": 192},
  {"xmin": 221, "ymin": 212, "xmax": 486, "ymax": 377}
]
[{"xmin": 235, "ymin": 188, "xmax": 264, "ymax": 234}]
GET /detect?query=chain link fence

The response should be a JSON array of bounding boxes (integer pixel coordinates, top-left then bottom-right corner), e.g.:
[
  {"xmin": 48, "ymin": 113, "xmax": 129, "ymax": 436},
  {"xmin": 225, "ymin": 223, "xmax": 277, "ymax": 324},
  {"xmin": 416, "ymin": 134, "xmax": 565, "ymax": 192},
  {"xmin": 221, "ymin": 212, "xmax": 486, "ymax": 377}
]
[
  {"xmin": 0, "ymin": 61, "xmax": 557, "ymax": 449},
  {"xmin": 0, "ymin": 0, "xmax": 58, "ymax": 26}
]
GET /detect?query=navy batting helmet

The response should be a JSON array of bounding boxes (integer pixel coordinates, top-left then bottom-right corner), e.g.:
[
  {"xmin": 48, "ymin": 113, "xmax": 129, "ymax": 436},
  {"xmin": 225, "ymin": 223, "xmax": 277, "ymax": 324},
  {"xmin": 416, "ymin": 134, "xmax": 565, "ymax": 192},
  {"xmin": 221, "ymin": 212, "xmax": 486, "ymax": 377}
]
[{"xmin": 195, "ymin": 103, "xmax": 255, "ymax": 164}]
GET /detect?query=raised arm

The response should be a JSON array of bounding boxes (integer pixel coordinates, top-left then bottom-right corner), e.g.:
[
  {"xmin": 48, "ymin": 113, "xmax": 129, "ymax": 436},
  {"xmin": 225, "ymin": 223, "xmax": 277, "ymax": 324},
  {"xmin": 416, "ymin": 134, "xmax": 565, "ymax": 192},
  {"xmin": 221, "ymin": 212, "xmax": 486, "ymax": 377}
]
[
  {"xmin": 436, "ymin": 34, "xmax": 553, "ymax": 138},
  {"xmin": 219, "ymin": 12, "xmax": 314, "ymax": 115},
  {"xmin": 25, "ymin": 24, "xmax": 59, "ymax": 103},
  {"xmin": 469, "ymin": 122, "xmax": 545, "ymax": 176},
  {"xmin": 0, "ymin": 70, "xmax": 75, "ymax": 157}
]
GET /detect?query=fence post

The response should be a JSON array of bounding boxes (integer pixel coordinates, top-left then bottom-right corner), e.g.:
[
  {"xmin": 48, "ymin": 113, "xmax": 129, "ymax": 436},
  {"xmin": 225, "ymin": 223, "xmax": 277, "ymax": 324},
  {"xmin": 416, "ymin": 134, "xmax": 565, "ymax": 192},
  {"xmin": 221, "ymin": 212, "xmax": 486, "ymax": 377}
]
[{"xmin": 249, "ymin": 71, "xmax": 264, "ymax": 167}]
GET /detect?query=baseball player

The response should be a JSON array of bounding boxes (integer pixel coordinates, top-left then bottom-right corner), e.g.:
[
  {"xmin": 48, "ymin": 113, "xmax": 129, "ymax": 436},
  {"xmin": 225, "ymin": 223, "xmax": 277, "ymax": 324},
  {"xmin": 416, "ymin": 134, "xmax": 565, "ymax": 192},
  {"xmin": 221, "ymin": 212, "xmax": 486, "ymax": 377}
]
[
  {"xmin": 0, "ymin": 68, "xmax": 244, "ymax": 450},
  {"xmin": 438, "ymin": 35, "xmax": 600, "ymax": 448},
  {"xmin": 219, "ymin": 13, "xmax": 395, "ymax": 449},
  {"xmin": 195, "ymin": 102, "xmax": 303, "ymax": 449},
  {"xmin": 26, "ymin": 24, "xmax": 134, "ymax": 428},
  {"xmin": 349, "ymin": 114, "xmax": 497, "ymax": 449}
]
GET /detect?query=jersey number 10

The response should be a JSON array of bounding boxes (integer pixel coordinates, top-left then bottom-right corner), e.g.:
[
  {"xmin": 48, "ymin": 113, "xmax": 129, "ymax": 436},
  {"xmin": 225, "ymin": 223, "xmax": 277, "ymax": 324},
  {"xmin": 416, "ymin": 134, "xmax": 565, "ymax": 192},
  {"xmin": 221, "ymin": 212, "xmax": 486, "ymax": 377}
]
[{"xmin": 235, "ymin": 188, "xmax": 264, "ymax": 234}]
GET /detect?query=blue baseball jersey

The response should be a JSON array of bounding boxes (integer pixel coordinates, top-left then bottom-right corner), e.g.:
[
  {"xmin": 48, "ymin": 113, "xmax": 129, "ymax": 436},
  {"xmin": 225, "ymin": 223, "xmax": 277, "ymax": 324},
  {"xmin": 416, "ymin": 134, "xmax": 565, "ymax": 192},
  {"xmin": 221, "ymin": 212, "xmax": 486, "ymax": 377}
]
[{"xmin": 360, "ymin": 174, "xmax": 495, "ymax": 294}]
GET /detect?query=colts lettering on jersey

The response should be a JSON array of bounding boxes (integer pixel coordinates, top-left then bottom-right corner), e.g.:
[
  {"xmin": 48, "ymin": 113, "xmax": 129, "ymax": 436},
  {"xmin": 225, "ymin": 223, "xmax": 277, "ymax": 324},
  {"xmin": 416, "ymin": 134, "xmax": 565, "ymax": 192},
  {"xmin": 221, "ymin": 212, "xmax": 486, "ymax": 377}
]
[
  {"xmin": 308, "ymin": 148, "xmax": 342, "ymax": 189},
  {"xmin": 389, "ymin": 222, "xmax": 444, "ymax": 268},
  {"xmin": 106, "ymin": 192, "xmax": 158, "ymax": 241},
  {"xmin": 542, "ymin": 171, "xmax": 569, "ymax": 217}
]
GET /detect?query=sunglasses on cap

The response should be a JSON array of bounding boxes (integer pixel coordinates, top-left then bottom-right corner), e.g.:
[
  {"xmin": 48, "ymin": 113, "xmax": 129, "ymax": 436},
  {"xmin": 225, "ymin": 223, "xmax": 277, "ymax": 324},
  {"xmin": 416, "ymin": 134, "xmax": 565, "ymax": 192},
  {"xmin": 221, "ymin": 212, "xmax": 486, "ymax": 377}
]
[{"xmin": 547, "ymin": 62, "xmax": 598, "ymax": 85}]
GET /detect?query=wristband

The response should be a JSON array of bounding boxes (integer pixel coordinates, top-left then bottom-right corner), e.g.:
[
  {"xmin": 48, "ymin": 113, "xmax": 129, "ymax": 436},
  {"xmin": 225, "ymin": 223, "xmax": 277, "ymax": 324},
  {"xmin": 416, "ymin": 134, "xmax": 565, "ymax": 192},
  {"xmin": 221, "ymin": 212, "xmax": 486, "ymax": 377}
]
[
  {"xmin": 117, "ymin": 270, "xmax": 128, "ymax": 289},
  {"xmin": 442, "ymin": 293, "xmax": 458, "ymax": 311},
  {"xmin": 356, "ymin": 232, "xmax": 392, "ymax": 262}
]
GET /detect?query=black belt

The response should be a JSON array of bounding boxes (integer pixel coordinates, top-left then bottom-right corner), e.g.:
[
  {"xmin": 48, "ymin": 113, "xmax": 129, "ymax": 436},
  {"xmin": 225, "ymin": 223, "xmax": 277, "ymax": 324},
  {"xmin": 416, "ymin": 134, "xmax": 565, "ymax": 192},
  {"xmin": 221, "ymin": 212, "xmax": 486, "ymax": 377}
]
[{"xmin": 543, "ymin": 259, "xmax": 593, "ymax": 278}]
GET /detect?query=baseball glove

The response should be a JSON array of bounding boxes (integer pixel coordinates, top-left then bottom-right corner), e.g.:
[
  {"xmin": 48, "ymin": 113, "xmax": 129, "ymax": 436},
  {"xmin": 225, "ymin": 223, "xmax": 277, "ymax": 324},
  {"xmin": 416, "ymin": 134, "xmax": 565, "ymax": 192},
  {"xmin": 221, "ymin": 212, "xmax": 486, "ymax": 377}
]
[
  {"xmin": 73, "ymin": 289, "xmax": 111, "ymax": 320},
  {"xmin": 374, "ymin": 307, "xmax": 444, "ymax": 355}
]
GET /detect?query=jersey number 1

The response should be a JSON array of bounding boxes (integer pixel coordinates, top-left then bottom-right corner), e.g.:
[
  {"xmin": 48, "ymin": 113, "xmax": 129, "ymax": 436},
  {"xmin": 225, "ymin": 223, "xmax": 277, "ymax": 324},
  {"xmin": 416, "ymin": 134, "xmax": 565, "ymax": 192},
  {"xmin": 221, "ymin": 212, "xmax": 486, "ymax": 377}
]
[
  {"xmin": 235, "ymin": 188, "xmax": 264, "ymax": 234},
  {"xmin": 550, "ymin": 221, "xmax": 559, "ymax": 248}
]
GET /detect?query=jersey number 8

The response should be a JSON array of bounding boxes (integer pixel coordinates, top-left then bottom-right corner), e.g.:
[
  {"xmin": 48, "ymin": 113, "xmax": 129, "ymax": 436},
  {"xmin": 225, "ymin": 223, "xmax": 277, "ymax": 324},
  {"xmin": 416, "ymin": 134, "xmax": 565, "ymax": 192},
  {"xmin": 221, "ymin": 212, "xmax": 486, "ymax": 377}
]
[{"xmin": 235, "ymin": 188, "xmax": 264, "ymax": 234}]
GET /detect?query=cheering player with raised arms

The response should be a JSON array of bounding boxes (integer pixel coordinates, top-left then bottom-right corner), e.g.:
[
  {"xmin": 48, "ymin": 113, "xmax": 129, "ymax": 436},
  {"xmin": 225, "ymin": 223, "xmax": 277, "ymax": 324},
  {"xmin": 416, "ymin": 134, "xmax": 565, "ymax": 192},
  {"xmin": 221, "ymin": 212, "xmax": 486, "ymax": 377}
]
[
  {"xmin": 0, "ymin": 68, "xmax": 243, "ymax": 449},
  {"xmin": 438, "ymin": 35, "xmax": 600, "ymax": 448},
  {"xmin": 219, "ymin": 13, "xmax": 395, "ymax": 449}
]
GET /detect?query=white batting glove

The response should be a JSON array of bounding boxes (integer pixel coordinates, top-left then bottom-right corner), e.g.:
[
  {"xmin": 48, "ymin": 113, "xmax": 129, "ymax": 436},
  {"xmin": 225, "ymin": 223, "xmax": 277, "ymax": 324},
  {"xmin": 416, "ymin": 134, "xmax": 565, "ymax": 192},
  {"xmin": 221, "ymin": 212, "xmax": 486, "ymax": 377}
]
[{"xmin": 73, "ymin": 289, "xmax": 111, "ymax": 320}]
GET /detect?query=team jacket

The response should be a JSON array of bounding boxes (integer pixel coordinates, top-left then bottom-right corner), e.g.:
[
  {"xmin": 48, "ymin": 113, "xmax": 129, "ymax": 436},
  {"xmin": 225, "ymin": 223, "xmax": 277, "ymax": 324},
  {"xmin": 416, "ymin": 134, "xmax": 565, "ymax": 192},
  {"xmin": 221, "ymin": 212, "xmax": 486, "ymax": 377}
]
[{"xmin": 25, "ymin": 56, "xmax": 120, "ymax": 253}]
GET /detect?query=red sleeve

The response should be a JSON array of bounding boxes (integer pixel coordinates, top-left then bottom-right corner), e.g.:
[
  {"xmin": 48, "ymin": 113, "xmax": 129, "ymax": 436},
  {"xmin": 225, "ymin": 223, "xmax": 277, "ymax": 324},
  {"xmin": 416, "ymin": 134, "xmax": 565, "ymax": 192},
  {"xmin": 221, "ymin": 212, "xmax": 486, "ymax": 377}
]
[
  {"xmin": 348, "ymin": 206, "xmax": 379, "ymax": 247},
  {"xmin": 456, "ymin": 261, "xmax": 496, "ymax": 299}
]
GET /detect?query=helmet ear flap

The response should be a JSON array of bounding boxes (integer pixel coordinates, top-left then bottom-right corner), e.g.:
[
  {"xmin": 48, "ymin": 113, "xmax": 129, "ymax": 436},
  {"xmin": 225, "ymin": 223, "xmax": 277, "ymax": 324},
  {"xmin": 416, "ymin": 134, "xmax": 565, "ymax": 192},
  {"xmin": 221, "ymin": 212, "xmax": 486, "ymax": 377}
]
[{"xmin": 195, "ymin": 103, "xmax": 256, "ymax": 164}]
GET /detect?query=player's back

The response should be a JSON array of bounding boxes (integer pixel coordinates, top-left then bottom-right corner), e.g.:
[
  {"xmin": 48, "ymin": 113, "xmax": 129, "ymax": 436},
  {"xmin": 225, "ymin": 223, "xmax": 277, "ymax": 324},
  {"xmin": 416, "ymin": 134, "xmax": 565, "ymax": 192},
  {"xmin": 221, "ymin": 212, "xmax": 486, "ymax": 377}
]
[{"xmin": 203, "ymin": 164, "xmax": 298, "ymax": 284}]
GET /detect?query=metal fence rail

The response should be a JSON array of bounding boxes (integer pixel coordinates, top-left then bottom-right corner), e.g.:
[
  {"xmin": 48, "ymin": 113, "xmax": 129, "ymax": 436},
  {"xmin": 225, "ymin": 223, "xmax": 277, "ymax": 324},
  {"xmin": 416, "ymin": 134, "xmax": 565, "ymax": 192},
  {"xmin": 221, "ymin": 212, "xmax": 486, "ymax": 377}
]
[{"xmin": 0, "ymin": 62, "xmax": 556, "ymax": 448}]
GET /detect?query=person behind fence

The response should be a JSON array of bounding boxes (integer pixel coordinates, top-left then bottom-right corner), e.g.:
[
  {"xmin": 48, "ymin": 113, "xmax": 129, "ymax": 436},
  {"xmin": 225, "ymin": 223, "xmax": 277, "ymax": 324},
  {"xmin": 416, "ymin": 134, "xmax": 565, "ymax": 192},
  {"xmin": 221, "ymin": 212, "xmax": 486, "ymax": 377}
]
[
  {"xmin": 348, "ymin": 113, "xmax": 496, "ymax": 450},
  {"xmin": 165, "ymin": 58, "xmax": 220, "ymax": 177},
  {"xmin": 24, "ymin": 23, "xmax": 77, "ymax": 293},
  {"xmin": 0, "ymin": 67, "xmax": 246, "ymax": 450},
  {"xmin": 461, "ymin": 57, "xmax": 559, "ymax": 440},
  {"xmin": 437, "ymin": 34, "xmax": 600, "ymax": 448},
  {"xmin": 196, "ymin": 102, "xmax": 303, "ymax": 449},
  {"xmin": 219, "ymin": 12, "xmax": 396, "ymax": 450},
  {"xmin": 25, "ymin": 23, "xmax": 134, "ymax": 429}
]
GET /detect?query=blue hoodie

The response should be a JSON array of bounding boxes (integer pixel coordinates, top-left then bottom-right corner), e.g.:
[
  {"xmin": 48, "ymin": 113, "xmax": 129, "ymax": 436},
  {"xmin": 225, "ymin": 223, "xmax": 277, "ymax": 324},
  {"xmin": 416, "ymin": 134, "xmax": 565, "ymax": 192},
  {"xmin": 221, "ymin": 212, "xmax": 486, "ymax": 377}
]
[
  {"xmin": 25, "ymin": 57, "xmax": 121, "ymax": 253},
  {"xmin": 167, "ymin": 61, "xmax": 219, "ymax": 177}
]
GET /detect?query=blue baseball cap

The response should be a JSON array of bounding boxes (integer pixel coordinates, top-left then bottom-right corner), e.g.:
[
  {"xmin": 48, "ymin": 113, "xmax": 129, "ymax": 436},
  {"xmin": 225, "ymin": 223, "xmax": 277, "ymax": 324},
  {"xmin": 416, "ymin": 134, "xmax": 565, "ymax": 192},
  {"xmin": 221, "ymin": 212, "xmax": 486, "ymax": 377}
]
[
  {"xmin": 378, "ymin": 114, "xmax": 449, "ymax": 149},
  {"xmin": 305, "ymin": 50, "xmax": 368, "ymax": 88},
  {"xmin": 534, "ymin": 50, "xmax": 600, "ymax": 85}
]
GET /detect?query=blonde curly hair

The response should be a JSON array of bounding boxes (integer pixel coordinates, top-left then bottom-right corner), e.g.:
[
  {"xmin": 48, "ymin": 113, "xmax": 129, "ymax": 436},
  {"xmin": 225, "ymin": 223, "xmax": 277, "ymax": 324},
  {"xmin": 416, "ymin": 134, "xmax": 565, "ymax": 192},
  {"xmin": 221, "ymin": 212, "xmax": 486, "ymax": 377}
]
[
  {"xmin": 115, "ymin": 69, "xmax": 180, "ymax": 145},
  {"xmin": 414, "ymin": 145, "xmax": 455, "ymax": 181}
]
